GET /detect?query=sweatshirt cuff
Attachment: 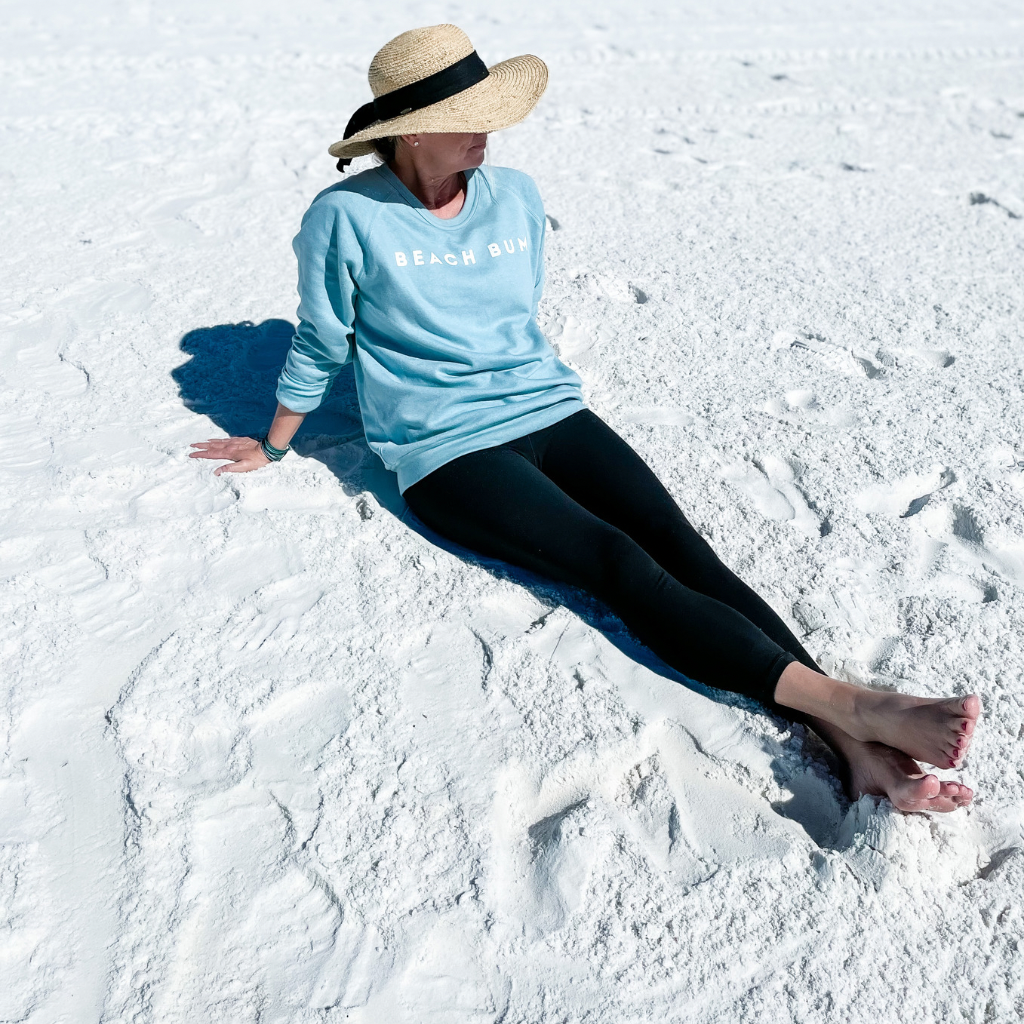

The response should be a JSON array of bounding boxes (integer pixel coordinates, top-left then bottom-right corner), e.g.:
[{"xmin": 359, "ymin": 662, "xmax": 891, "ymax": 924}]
[{"xmin": 275, "ymin": 373, "xmax": 327, "ymax": 414}]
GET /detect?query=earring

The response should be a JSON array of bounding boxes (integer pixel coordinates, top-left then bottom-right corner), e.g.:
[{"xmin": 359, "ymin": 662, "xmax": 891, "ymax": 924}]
[{"xmin": 413, "ymin": 141, "xmax": 420, "ymax": 147}]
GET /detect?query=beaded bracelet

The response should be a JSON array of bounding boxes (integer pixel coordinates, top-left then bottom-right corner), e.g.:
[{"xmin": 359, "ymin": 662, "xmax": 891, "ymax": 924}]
[{"xmin": 259, "ymin": 436, "xmax": 290, "ymax": 462}]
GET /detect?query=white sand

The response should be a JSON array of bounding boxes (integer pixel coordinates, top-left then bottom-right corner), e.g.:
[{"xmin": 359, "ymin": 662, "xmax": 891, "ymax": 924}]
[{"xmin": 2, "ymin": 1, "xmax": 1024, "ymax": 1020}]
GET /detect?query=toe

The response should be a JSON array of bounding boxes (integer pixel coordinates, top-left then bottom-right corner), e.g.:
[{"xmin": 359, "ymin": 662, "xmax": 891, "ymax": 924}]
[
  {"xmin": 891, "ymin": 774, "xmax": 941, "ymax": 811},
  {"xmin": 961, "ymin": 718, "xmax": 976, "ymax": 737},
  {"xmin": 926, "ymin": 783, "xmax": 965, "ymax": 812},
  {"xmin": 961, "ymin": 694, "xmax": 982, "ymax": 720}
]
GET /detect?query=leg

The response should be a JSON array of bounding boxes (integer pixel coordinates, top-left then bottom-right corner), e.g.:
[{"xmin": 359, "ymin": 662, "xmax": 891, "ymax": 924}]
[
  {"xmin": 407, "ymin": 432, "xmax": 979, "ymax": 809},
  {"xmin": 405, "ymin": 443, "xmax": 798, "ymax": 705},
  {"xmin": 532, "ymin": 411, "xmax": 982, "ymax": 776},
  {"xmin": 533, "ymin": 410, "xmax": 821, "ymax": 679}
]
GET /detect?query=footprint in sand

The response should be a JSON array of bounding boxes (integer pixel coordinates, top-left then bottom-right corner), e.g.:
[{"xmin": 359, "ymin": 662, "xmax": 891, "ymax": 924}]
[
  {"xmin": 133, "ymin": 168, "xmax": 248, "ymax": 246},
  {"xmin": 524, "ymin": 798, "xmax": 601, "ymax": 933},
  {"xmin": 855, "ymin": 464, "xmax": 956, "ymax": 519},
  {"xmin": 917, "ymin": 501, "xmax": 1024, "ymax": 588},
  {"xmin": 773, "ymin": 329, "xmax": 884, "ymax": 379},
  {"xmin": 133, "ymin": 465, "xmax": 238, "ymax": 520},
  {"xmin": 29, "ymin": 547, "xmax": 156, "ymax": 642},
  {"xmin": 762, "ymin": 388, "xmax": 860, "ymax": 430},
  {"xmin": 857, "ymin": 467, "xmax": 1024, "ymax": 595},
  {"xmin": 722, "ymin": 455, "xmax": 824, "ymax": 537},
  {"xmin": 614, "ymin": 754, "xmax": 685, "ymax": 871},
  {"xmin": 570, "ymin": 270, "xmax": 647, "ymax": 305},
  {"xmin": 545, "ymin": 315, "xmax": 616, "ymax": 362},
  {"xmin": 905, "ymin": 347, "xmax": 955, "ymax": 369},
  {"xmin": 490, "ymin": 719, "xmax": 805, "ymax": 937},
  {"xmin": 617, "ymin": 405, "xmax": 696, "ymax": 428},
  {"xmin": 0, "ymin": 316, "xmax": 89, "ymax": 398},
  {"xmin": 489, "ymin": 752, "xmax": 612, "ymax": 937},
  {"xmin": 76, "ymin": 281, "xmax": 153, "ymax": 326},
  {"xmin": 223, "ymin": 577, "xmax": 326, "ymax": 652}
]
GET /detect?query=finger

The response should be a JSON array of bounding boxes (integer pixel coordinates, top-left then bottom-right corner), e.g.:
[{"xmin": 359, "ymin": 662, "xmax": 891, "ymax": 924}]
[
  {"xmin": 192, "ymin": 439, "xmax": 253, "ymax": 453},
  {"xmin": 215, "ymin": 460, "xmax": 259, "ymax": 475}
]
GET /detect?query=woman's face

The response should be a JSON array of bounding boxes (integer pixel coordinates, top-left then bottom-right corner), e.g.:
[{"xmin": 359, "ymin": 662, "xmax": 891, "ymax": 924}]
[{"xmin": 402, "ymin": 131, "xmax": 488, "ymax": 176}]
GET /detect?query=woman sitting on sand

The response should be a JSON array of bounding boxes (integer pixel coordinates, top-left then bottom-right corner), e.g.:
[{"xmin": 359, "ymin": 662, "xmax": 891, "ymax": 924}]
[{"xmin": 190, "ymin": 24, "xmax": 980, "ymax": 813}]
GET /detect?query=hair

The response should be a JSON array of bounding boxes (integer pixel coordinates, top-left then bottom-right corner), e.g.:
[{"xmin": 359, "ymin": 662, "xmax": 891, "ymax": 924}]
[
  {"xmin": 338, "ymin": 135, "xmax": 399, "ymax": 174},
  {"xmin": 372, "ymin": 136, "xmax": 399, "ymax": 163}
]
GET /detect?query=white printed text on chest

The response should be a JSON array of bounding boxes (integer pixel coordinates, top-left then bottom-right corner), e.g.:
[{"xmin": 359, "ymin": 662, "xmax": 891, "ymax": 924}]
[{"xmin": 394, "ymin": 237, "xmax": 529, "ymax": 267}]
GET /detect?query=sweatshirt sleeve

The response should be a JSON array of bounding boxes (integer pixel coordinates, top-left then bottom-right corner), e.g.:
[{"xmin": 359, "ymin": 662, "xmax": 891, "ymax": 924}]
[
  {"xmin": 275, "ymin": 198, "xmax": 358, "ymax": 414},
  {"xmin": 532, "ymin": 201, "xmax": 547, "ymax": 316},
  {"xmin": 509, "ymin": 171, "xmax": 548, "ymax": 317}
]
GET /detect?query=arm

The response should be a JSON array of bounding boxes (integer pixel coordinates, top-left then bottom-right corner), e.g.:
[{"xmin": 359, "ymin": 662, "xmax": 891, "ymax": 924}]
[
  {"xmin": 188, "ymin": 402, "xmax": 307, "ymax": 476},
  {"xmin": 190, "ymin": 197, "xmax": 358, "ymax": 474},
  {"xmin": 524, "ymin": 176, "xmax": 547, "ymax": 316}
]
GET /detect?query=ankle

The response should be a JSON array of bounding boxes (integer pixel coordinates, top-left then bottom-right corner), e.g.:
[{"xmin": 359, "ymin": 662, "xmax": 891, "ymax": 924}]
[
  {"xmin": 774, "ymin": 664, "xmax": 862, "ymax": 734},
  {"xmin": 829, "ymin": 678, "xmax": 877, "ymax": 741}
]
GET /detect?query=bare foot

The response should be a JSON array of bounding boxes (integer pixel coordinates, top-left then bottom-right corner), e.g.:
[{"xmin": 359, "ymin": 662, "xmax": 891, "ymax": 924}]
[
  {"xmin": 774, "ymin": 664, "xmax": 982, "ymax": 770},
  {"xmin": 849, "ymin": 691, "xmax": 981, "ymax": 770},
  {"xmin": 811, "ymin": 718, "xmax": 973, "ymax": 813}
]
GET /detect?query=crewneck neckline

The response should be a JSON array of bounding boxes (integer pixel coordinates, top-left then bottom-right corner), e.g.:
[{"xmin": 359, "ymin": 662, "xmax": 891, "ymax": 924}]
[{"xmin": 376, "ymin": 162, "xmax": 481, "ymax": 230}]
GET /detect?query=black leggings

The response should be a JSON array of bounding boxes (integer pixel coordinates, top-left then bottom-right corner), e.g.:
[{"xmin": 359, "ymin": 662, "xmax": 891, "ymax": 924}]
[{"xmin": 404, "ymin": 408, "xmax": 822, "ymax": 714}]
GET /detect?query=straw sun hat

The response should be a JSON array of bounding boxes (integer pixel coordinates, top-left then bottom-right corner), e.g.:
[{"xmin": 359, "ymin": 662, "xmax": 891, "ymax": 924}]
[{"xmin": 328, "ymin": 24, "xmax": 548, "ymax": 165}]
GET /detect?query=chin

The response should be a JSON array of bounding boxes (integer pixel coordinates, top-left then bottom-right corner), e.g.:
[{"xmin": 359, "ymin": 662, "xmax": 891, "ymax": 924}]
[{"xmin": 464, "ymin": 146, "xmax": 487, "ymax": 170}]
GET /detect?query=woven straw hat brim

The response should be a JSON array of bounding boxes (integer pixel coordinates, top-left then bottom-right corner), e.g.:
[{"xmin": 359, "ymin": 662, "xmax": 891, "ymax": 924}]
[{"xmin": 328, "ymin": 54, "xmax": 547, "ymax": 159}]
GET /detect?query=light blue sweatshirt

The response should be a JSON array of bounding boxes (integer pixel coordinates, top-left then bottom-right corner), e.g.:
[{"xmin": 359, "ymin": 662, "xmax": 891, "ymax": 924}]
[{"xmin": 276, "ymin": 162, "xmax": 585, "ymax": 493}]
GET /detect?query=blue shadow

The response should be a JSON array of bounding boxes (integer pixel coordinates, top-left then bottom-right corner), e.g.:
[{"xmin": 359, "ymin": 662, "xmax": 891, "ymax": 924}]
[{"xmin": 172, "ymin": 319, "xmax": 804, "ymax": 742}]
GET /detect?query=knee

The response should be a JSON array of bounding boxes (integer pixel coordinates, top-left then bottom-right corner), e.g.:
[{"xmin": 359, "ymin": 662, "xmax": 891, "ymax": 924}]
[
  {"xmin": 632, "ymin": 509, "xmax": 700, "ymax": 566},
  {"xmin": 589, "ymin": 525, "xmax": 655, "ymax": 596},
  {"xmin": 645, "ymin": 506, "xmax": 709, "ymax": 550}
]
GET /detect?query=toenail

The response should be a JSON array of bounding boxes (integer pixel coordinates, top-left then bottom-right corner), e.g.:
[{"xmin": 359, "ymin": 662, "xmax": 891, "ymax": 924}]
[
  {"xmin": 948, "ymin": 759, "xmax": 956, "ymax": 768},
  {"xmin": 961, "ymin": 720, "xmax": 968, "ymax": 729}
]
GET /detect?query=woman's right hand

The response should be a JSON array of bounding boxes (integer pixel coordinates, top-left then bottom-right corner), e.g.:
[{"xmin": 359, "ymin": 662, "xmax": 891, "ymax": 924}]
[{"xmin": 189, "ymin": 437, "xmax": 272, "ymax": 476}]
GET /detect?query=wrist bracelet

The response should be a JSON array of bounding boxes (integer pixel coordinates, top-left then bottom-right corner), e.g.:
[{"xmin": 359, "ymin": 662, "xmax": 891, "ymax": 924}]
[{"xmin": 259, "ymin": 436, "xmax": 290, "ymax": 461}]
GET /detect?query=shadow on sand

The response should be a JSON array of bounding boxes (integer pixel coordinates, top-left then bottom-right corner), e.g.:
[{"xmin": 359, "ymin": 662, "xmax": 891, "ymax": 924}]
[{"xmin": 173, "ymin": 318, "xmax": 847, "ymax": 845}]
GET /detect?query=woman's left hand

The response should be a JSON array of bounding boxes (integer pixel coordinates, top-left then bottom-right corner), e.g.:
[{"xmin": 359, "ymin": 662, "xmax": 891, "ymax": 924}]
[{"xmin": 189, "ymin": 437, "xmax": 271, "ymax": 475}]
